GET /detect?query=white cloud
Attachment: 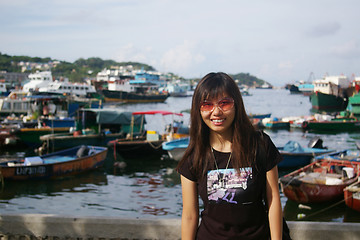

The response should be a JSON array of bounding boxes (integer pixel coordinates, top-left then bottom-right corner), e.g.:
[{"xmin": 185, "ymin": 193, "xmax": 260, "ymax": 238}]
[
  {"xmin": 307, "ymin": 22, "xmax": 341, "ymax": 37},
  {"xmin": 114, "ymin": 44, "xmax": 151, "ymax": 63},
  {"xmin": 160, "ymin": 41, "xmax": 205, "ymax": 74},
  {"xmin": 330, "ymin": 40, "xmax": 360, "ymax": 59}
]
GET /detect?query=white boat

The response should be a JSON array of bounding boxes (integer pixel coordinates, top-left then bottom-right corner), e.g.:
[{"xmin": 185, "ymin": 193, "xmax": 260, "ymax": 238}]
[
  {"xmin": 162, "ymin": 137, "xmax": 189, "ymax": 161},
  {"xmin": 161, "ymin": 82, "xmax": 190, "ymax": 97},
  {"xmin": 23, "ymin": 71, "xmax": 96, "ymax": 96},
  {"xmin": 39, "ymin": 79, "xmax": 96, "ymax": 96},
  {"xmin": 23, "ymin": 71, "xmax": 53, "ymax": 92}
]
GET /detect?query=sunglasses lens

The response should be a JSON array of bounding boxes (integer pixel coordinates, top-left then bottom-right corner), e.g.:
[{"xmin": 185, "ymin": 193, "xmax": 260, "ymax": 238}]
[
  {"xmin": 218, "ymin": 99, "xmax": 234, "ymax": 111},
  {"xmin": 200, "ymin": 102, "xmax": 214, "ymax": 111}
]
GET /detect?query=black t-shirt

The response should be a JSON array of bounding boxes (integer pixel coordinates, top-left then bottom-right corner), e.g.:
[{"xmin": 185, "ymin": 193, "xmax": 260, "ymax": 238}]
[{"xmin": 178, "ymin": 132, "xmax": 283, "ymax": 240}]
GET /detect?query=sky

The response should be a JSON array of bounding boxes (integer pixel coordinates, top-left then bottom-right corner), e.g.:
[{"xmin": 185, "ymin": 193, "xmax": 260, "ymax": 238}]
[{"xmin": 1, "ymin": 0, "xmax": 360, "ymax": 86}]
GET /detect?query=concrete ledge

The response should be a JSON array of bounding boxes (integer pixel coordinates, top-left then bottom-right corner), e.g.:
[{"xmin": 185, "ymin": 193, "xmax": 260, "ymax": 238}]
[{"xmin": 1, "ymin": 214, "xmax": 360, "ymax": 240}]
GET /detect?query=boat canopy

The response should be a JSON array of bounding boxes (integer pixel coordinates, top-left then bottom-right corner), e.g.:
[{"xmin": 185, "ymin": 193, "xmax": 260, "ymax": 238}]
[
  {"xmin": 132, "ymin": 110, "xmax": 183, "ymax": 116},
  {"xmin": 81, "ymin": 108, "xmax": 145, "ymax": 125}
]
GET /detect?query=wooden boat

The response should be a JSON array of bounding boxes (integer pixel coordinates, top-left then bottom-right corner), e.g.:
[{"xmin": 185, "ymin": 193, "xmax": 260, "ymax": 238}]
[
  {"xmin": 302, "ymin": 117, "xmax": 360, "ymax": 132},
  {"xmin": 277, "ymin": 139, "xmax": 335, "ymax": 168},
  {"xmin": 108, "ymin": 110, "xmax": 186, "ymax": 159},
  {"xmin": 13, "ymin": 126, "xmax": 71, "ymax": 147},
  {"xmin": 310, "ymin": 91, "xmax": 348, "ymax": 112},
  {"xmin": 100, "ymin": 89, "xmax": 169, "ymax": 103},
  {"xmin": 39, "ymin": 109, "xmax": 145, "ymax": 152},
  {"xmin": 279, "ymin": 150, "xmax": 360, "ymax": 203},
  {"xmin": 344, "ymin": 179, "xmax": 360, "ymax": 212},
  {"xmin": 258, "ymin": 117, "xmax": 290, "ymax": 129},
  {"xmin": 0, "ymin": 145, "xmax": 107, "ymax": 180},
  {"xmin": 162, "ymin": 137, "xmax": 189, "ymax": 161},
  {"xmin": 310, "ymin": 76, "xmax": 350, "ymax": 112}
]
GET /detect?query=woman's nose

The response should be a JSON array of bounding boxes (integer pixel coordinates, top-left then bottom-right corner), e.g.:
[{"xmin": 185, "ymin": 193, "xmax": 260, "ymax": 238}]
[{"xmin": 212, "ymin": 105, "xmax": 223, "ymax": 114}]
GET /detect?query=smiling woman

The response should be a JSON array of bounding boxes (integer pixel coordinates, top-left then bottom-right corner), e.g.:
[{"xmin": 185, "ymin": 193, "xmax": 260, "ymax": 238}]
[{"xmin": 176, "ymin": 72, "xmax": 288, "ymax": 240}]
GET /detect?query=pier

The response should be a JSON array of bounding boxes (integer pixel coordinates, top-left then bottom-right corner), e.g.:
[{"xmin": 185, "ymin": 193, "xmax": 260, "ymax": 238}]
[{"xmin": 1, "ymin": 214, "xmax": 360, "ymax": 240}]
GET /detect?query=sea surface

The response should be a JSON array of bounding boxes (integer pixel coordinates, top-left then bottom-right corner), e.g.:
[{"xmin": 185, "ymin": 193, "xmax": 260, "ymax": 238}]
[{"xmin": 1, "ymin": 88, "xmax": 360, "ymax": 222}]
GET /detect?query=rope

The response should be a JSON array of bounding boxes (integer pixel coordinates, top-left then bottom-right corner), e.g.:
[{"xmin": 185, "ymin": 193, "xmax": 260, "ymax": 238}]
[
  {"xmin": 113, "ymin": 140, "xmax": 117, "ymax": 161},
  {"xmin": 148, "ymin": 141, "xmax": 163, "ymax": 150},
  {"xmin": 0, "ymin": 169, "xmax": 4, "ymax": 192},
  {"xmin": 297, "ymin": 197, "xmax": 348, "ymax": 220}
]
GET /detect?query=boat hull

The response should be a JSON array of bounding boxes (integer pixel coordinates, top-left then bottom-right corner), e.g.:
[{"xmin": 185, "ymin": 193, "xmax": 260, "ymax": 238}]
[
  {"xmin": 162, "ymin": 137, "xmax": 189, "ymax": 161},
  {"xmin": 40, "ymin": 132, "xmax": 125, "ymax": 151},
  {"xmin": 280, "ymin": 158, "xmax": 360, "ymax": 204},
  {"xmin": 344, "ymin": 181, "xmax": 360, "ymax": 212},
  {"xmin": 310, "ymin": 91, "xmax": 347, "ymax": 112},
  {"xmin": 0, "ymin": 145, "xmax": 108, "ymax": 180},
  {"xmin": 278, "ymin": 147, "xmax": 335, "ymax": 168},
  {"xmin": 14, "ymin": 127, "xmax": 71, "ymax": 147},
  {"xmin": 108, "ymin": 138, "xmax": 166, "ymax": 159},
  {"xmin": 302, "ymin": 120, "xmax": 360, "ymax": 131},
  {"xmin": 101, "ymin": 89, "xmax": 169, "ymax": 103}
]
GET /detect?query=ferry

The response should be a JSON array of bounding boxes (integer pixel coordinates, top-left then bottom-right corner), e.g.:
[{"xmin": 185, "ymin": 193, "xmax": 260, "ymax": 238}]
[{"xmin": 23, "ymin": 71, "xmax": 96, "ymax": 96}]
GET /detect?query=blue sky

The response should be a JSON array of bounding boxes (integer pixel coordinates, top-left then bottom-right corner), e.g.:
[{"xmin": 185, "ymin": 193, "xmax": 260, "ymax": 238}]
[{"xmin": 1, "ymin": 0, "xmax": 359, "ymax": 86}]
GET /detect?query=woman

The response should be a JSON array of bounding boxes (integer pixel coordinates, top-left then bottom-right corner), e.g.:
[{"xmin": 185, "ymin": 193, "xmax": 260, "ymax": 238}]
[{"xmin": 177, "ymin": 72, "xmax": 283, "ymax": 239}]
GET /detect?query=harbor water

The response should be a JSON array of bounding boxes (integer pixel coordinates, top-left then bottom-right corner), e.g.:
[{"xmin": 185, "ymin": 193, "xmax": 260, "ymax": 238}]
[{"xmin": 1, "ymin": 88, "xmax": 360, "ymax": 223}]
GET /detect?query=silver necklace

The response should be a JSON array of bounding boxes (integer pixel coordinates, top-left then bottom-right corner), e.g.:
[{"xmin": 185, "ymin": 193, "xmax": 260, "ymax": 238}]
[{"xmin": 211, "ymin": 148, "xmax": 232, "ymax": 188}]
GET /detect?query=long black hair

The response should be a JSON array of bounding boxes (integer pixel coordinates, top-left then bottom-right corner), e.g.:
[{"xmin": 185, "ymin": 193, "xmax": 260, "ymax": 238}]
[{"xmin": 177, "ymin": 72, "xmax": 259, "ymax": 179}]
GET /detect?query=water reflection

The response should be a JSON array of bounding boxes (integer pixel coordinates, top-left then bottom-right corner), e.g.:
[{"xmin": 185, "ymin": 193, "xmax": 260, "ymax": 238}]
[{"xmin": 0, "ymin": 170, "xmax": 108, "ymax": 200}]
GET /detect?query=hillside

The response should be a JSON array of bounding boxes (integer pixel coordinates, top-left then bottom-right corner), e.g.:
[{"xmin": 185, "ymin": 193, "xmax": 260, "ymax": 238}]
[{"xmin": 0, "ymin": 52, "xmax": 267, "ymax": 87}]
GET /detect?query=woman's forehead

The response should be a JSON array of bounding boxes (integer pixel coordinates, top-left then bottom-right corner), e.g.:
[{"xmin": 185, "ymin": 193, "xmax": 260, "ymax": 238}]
[{"xmin": 202, "ymin": 93, "xmax": 230, "ymax": 101}]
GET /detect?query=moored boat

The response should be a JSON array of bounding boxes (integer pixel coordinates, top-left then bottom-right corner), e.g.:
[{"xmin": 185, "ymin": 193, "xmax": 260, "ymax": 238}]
[
  {"xmin": 39, "ymin": 109, "xmax": 144, "ymax": 151},
  {"xmin": 277, "ymin": 139, "xmax": 335, "ymax": 168},
  {"xmin": 302, "ymin": 118, "xmax": 360, "ymax": 132},
  {"xmin": 344, "ymin": 179, "xmax": 360, "ymax": 212},
  {"xmin": 258, "ymin": 117, "xmax": 290, "ymax": 129},
  {"xmin": 13, "ymin": 126, "xmax": 71, "ymax": 147},
  {"xmin": 0, "ymin": 145, "xmax": 108, "ymax": 180},
  {"xmin": 280, "ymin": 150, "xmax": 360, "ymax": 204},
  {"xmin": 162, "ymin": 137, "xmax": 189, "ymax": 161},
  {"xmin": 310, "ymin": 75, "xmax": 350, "ymax": 112},
  {"xmin": 108, "ymin": 110, "xmax": 185, "ymax": 159}
]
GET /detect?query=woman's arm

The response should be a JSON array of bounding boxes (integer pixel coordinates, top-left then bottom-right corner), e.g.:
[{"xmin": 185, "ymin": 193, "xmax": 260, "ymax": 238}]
[
  {"xmin": 266, "ymin": 166, "xmax": 283, "ymax": 240},
  {"xmin": 180, "ymin": 175, "xmax": 199, "ymax": 240}
]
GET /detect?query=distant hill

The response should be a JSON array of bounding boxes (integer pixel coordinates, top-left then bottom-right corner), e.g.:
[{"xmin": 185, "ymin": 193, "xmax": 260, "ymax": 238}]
[
  {"xmin": 192, "ymin": 73, "xmax": 268, "ymax": 88},
  {"xmin": 0, "ymin": 52, "xmax": 155, "ymax": 82},
  {"xmin": 230, "ymin": 73, "xmax": 268, "ymax": 88},
  {"xmin": 0, "ymin": 52, "xmax": 268, "ymax": 86}
]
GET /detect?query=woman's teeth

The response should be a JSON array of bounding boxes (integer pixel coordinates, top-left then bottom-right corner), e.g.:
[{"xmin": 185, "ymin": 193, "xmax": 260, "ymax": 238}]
[{"xmin": 212, "ymin": 119, "xmax": 224, "ymax": 123}]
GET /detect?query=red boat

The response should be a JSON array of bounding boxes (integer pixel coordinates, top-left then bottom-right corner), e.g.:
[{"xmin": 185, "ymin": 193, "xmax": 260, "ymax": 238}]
[
  {"xmin": 279, "ymin": 158, "xmax": 360, "ymax": 204},
  {"xmin": 0, "ymin": 145, "xmax": 107, "ymax": 180},
  {"xmin": 344, "ymin": 180, "xmax": 360, "ymax": 212}
]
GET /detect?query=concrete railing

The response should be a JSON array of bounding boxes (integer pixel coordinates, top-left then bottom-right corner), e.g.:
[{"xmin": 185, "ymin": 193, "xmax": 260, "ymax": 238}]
[{"xmin": 1, "ymin": 214, "xmax": 360, "ymax": 240}]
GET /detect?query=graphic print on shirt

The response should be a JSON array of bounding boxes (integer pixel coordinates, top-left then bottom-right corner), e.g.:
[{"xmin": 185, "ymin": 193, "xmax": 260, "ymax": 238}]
[{"xmin": 207, "ymin": 167, "xmax": 252, "ymax": 204}]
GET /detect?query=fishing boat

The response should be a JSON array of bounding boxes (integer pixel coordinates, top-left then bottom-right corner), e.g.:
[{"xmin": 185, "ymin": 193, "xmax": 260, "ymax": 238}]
[
  {"xmin": 277, "ymin": 138, "xmax": 335, "ymax": 168},
  {"xmin": 258, "ymin": 117, "xmax": 290, "ymax": 129},
  {"xmin": 100, "ymin": 78, "xmax": 169, "ymax": 103},
  {"xmin": 310, "ymin": 75, "xmax": 350, "ymax": 112},
  {"xmin": 162, "ymin": 137, "xmax": 189, "ymax": 161},
  {"xmin": 108, "ymin": 110, "xmax": 186, "ymax": 159},
  {"xmin": 23, "ymin": 71, "xmax": 96, "ymax": 96},
  {"xmin": 39, "ymin": 109, "xmax": 144, "ymax": 152},
  {"xmin": 344, "ymin": 179, "xmax": 360, "ymax": 212},
  {"xmin": 13, "ymin": 126, "xmax": 71, "ymax": 147},
  {"xmin": 280, "ymin": 150, "xmax": 360, "ymax": 204},
  {"xmin": 0, "ymin": 145, "xmax": 107, "ymax": 180},
  {"xmin": 302, "ymin": 117, "xmax": 360, "ymax": 132},
  {"xmin": 248, "ymin": 113, "xmax": 271, "ymax": 126}
]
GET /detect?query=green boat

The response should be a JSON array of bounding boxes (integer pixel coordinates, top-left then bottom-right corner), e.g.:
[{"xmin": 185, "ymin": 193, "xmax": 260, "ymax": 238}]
[
  {"xmin": 14, "ymin": 126, "xmax": 71, "ymax": 147},
  {"xmin": 302, "ymin": 117, "xmax": 360, "ymax": 132},
  {"xmin": 39, "ymin": 109, "xmax": 145, "ymax": 152},
  {"xmin": 310, "ymin": 91, "xmax": 348, "ymax": 112},
  {"xmin": 347, "ymin": 93, "xmax": 360, "ymax": 118}
]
